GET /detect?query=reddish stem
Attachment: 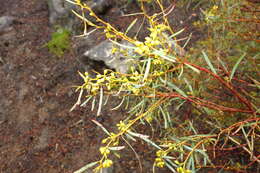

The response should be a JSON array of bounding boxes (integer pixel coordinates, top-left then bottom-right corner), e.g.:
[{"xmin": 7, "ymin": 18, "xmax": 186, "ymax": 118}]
[{"xmin": 183, "ymin": 62, "xmax": 254, "ymax": 112}]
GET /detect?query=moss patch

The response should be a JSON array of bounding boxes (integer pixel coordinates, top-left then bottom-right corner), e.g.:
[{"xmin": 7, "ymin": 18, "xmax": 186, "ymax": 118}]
[{"xmin": 45, "ymin": 26, "xmax": 71, "ymax": 57}]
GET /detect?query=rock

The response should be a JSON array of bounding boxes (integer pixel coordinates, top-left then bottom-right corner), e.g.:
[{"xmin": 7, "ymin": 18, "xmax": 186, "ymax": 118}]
[
  {"xmin": 89, "ymin": 0, "xmax": 113, "ymax": 14},
  {"xmin": 80, "ymin": 34, "xmax": 184, "ymax": 73},
  {"xmin": 47, "ymin": 0, "xmax": 112, "ymax": 31},
  {"xmin": 74, "ymin": 29, "xmax": 105, "ymax": 55},
  {"xmin": 82, "ymin": 40, "xmax": 134, "ymax": 73},
  {"xmin": 0, "ymin": 16, "xmax": 15, "ymax": 32},
  {"xmin": 47, "ymin": 0, "xmax": 76, "ymax": 29},
  {"xmin": 47, "ymin": 0, "xmax": 69, "ymax": 23}
]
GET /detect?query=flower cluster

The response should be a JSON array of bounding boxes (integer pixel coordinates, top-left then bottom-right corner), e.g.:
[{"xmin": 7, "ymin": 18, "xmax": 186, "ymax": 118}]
[
  {"xmin": 116, "ymin": 121, "xmax": 128, "ymax": 131},
  {"xmin": 154, "ymin": 150, "xmax": 166, "ymax": 168},
  {"xmin": 94, "ymin": 146, "xmax": 113, "ymax": 170},
  {"xmin": 96, "ymin": 132, "xmax": 121, "ymax": 170},
  {"xmin": 78, "ymin": 68, "xmax": 149, "ymax": 96},
  {"xmin": 204, "ymin": 5, "xmax": 219, "ymax": 23},
  {"xmin": 134, "ymin": 23, "xmax": 170, "ymax": 57}
]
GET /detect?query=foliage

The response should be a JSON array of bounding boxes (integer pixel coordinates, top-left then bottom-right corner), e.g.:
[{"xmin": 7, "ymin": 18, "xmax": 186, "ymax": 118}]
[
  {"xmin": 68, "ymin": 0, "xmax": 259, "ymax": 172},
  {"xmin": 45, "ymin": 26, "xmax": 71, "ymax": 57}
]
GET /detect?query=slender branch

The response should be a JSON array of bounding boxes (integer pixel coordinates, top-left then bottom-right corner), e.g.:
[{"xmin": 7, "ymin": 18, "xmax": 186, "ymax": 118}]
[{"xmin": 183, "ymin": 62, "xmax": 254, "ymax": 111}]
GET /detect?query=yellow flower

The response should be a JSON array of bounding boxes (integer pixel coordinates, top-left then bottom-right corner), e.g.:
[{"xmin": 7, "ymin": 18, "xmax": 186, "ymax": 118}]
[
  {"xmin": 177, "ymin": 167, "xmax": 191, "ymax": 173},
  {"xmin": 150, "ymin": 31, "xmax": 158, "ymax": 40},
  {"xmin": 134, "ymin": 45, "xmax": 150, "ymax": 55},
  {"xmin": 75, "ymin": 0, "xmax": 81, "ymax": 4},
  {"xmin": 91, "ymin": 84, "xmax": 99, "ymax": 94},
  {"xmin": 102, "ymin": 137, "xmax": 109, "ymax": 144},
  {"xmin": 116, "ymin": 121, "xmax": 127, "ymax": 131},
  {"xmin": 205, "ymin": 5, "xmax": 219, "ymax": 23},
  {"xmin": 145, "ymin": 114, "xmax": 153, "ymax": 123},
  {"xmin": 155, "ymin": 158, "xmax": 165, "ymax": 168},
  {"xmin": 153, "ymin": 59, "xmax": 163, "ymax": 65},
  {"xmin": 105, "ymin": 83, "xmax": 111, "ymax": 90},
  {"xmin": 109, "ymin": 132, "xmax": 117, "ymax": 139},
  {"xmin": 102, "ymin": 159, "xmax": 113, "ymax": 168},
  {"xmin": 99, "ymin": 147, "xmax": 110, "ymax": 156},
  {"xmin": 105, "ymin": 31, "xmax": 115, "ymax": 39},
  {"xmin": 212, "ymin": 5, "xmax": 218, "ymax": 11},
  {"xmin": 111, "ymin": 47, "xmax": 118, "ymax": 54},
  {"xmin": 132, "ymin": 87, "xmax": 140, "ymax": 95},
  {"xmin": 134, "ymin": 41, "xmax": 144, "ymax": 47},
  {"xmin": 156, "ymin": 150, "xmax": 166, "ymax": 157}
]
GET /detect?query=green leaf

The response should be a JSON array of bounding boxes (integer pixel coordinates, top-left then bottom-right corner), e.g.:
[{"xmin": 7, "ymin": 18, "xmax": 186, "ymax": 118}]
[
  {"xmin": 153, "ymin": 50, "xmax": 176, "ymax": 62},
  {"xmin": 91, "ymin": 119, "xmax": 110, "ymax": 136},
  {"xmin": 160, "ymin": 78, "xmax": 188, "ymax": 98},
  {"xmin": 108, "ymin": 146, "xmax": 125, "ymax": 151},
  {"xmin": 202, "ymin": 51, "xmax": 217, "ymax": 74},
  {"xmin": 230, "ymin": 52, "xmax": 246, "ymax": 80},
  {"xmin": 183, "ymin": 33, "xmax": 192, "ymax": 49},
  {"xmin": 125, "ymin": 18, "xmax": 138, "ymax": 35},
  {"xmin": 80, "ymin": 96, "xmax": 93, "ymax": 107},
  {"xmin": 74, "ymin": 161, "xmax": 99, "ymax": 173},
  {"xmin": 97, "ymin": 87, "xmax": 103, "ymax": 116},
  {"xmin": 142, "ymin": 137, "xmax": 161, "ymax": 149},
  {"xmin": 127, "ymin": 131, "xmax": 149, "ymax": 139},
  {"xmin": 184, "ymin": 78, "xmax": 193, "ymax": 93},
  {"xmin": 169, "ymin": 29, "xmax": 185, "ymax": 39},
  {"xmin": 185, "ymin": 63, "xmax": 200, "ymax": 74},
  {"xmin": 110, "ymin": 39, "xmax": 135, "ymax": 49},
  {"xmin": 111, "ymin": 97, "xmax": 125, "ymax": 110},
  {"xmin": 143, "ymin": 58, "xmax": 151, "ymax": 82}
]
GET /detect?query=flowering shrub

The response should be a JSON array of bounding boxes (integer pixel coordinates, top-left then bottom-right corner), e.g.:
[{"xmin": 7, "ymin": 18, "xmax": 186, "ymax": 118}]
[{"xmin": 68, "ymin": 0, "xmax": 259, "ymax": 172}]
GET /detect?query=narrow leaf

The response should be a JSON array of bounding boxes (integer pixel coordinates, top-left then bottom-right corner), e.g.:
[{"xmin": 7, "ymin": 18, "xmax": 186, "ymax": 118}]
[
  {"xmin": 125, "ymin": 18, "xmax": 138, "ymax": 35},
  {"xmin": 81, "ymin": 96, "xmax": 93, "ymax": 107},
  {"xmin": 91, "ymin": 119, "xmax": 110, "ymax": 136},
  {"xmin": 127, "ymin": 131, "xmax": 149, "ymax": 139},
  {"xmin": 97, "ymin": 87, "xmax": 103, "ymax": 116},
  {"xmin": 111, "ymin": 97, "xmax": 125, "ymax": 110},
  {"xmin": 110, "ymin": 39, "xmax": 135, "ymax": 49},
  {"xmin": 160, "ymin": 78, "xmax": 188, "ymax": 97},
  {"xmin": 143, "ymin": 58, "xmax": 151, "ymax": 82},
  {"xmin": 184, "ymin": 63, "xmax": 200, "ymax": 74},
  {"xmin": 109, "ymin": 146, "xmax": 125, "ymax": 151},
  {"xmin": 74, "ymin": 161, "xmax": 99, "ymax": 173},
  {"xmin": 169, "ymin": 29, "xmax": 185, "ymax": 38},
  {"xmin": 125, "ymin": 133, "xmax": 137, "ymax": 142},
  {"xmin": 153, "ymin": 50, "xmax": 176, "ymax": 62},
  {"xmin": 202, "ymin": 51, "xmax": 217, "ymax": 74},
  {"xmin": 230, "ymin": 52, "xmax": 246, "ymax": 80}
]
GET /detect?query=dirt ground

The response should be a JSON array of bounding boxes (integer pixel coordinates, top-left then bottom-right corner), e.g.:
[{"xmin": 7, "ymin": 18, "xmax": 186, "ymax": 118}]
[{"xmin": 0, "ymin": 0, "xmax": 201, "ymax": 172}]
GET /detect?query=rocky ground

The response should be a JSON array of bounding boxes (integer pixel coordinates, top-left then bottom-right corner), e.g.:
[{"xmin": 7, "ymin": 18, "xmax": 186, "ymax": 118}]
[{"xmin": 0, "ymin": 0, "xmax": 201, "ymax": 172}]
